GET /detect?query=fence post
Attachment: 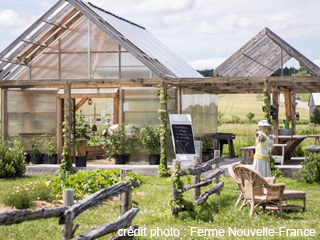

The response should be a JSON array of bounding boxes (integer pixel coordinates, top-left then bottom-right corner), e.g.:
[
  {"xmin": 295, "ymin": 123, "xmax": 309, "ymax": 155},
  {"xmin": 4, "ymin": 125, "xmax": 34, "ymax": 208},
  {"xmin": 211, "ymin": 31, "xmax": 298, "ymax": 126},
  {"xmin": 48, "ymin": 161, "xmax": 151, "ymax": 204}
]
[
  {"xmin": 62, "ymin": 189, "xmax": 74, "ymax": 240},
  {"xmin": 193, "ymin": 155, "xmax": 201, "ymax": 202},
  {"xmin": 171, "ymin": 160, "xmax": 180, "ymax": 218},
  {"xmin": 214, "ymin": 150, "xmax": 221, "ymax": 196},
  {"xmin": 120, "ymin": 168, "xmax": 132, "ymax": 227}
]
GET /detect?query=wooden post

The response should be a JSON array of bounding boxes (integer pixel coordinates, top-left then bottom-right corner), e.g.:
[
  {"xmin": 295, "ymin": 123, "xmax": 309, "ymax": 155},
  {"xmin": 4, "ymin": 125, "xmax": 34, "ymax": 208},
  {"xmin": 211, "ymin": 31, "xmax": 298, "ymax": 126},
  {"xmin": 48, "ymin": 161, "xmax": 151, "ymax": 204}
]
[
  {"xmin": 193, "ymin": 156, "xmax": 201, "ymax": 202},
  {"xmin": 214, "ymin": 150, "xmax": 221, "ymax": 196},
  {"xmin": 272, "ymin": 87, "xmax": 280, "ymax": 155},
  {"xmin": 290, "ymin": 91, "xmax": 296, "ymax": 135},
  {"xmin": 64, "ymin": 83, "xmax": 72, "ymax": 166},
  {"xmin": 264, "ymin": 79, "xmax": 271, "ymax": 117},
  {"xmin": 283, "ymin": 89, "xmax": 291, "ymax": 123},
  {"xmin": 59, "ymin": 98, "xmax": 64, "ymax": 163},
  {"xmin": 62, "ymin": 189, "xmax": 74, "ymax": 240},
  {"xmin": 171, "ymin": 160, "xmax": 180, "ymax": 218},
  {"xmin": 160, "ymin": 81, "xmax": 168, "ymax": 168},
  {"xmin": 113, "ymin": 89, "xmax": 120, "ymax": 125},
  {"xmin": 120, "ymin": 169, "xmax": 132, "ymax": 227}
]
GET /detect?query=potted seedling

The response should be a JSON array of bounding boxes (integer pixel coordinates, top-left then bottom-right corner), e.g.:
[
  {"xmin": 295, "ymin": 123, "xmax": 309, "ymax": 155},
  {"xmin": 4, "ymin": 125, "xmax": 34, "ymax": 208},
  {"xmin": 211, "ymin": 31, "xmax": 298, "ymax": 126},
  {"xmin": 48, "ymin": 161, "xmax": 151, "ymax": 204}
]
[
  {"xmin": 75, "ymin": 140, "xmax": 87, "ymax": 167},
  {"xmin": 30, "ymin": 138, "xmax": 42, "ymax": 164},
  {"xmin": 44, "ymin": 137, "xmax": 58, "ymax": 164},
  {"xmin": 140, "ymin": 126, "xmax": 161, "ymax": 165},
  {"xmin": 105, "ymin": 125, "xmax": 127, "ymax": 164}
]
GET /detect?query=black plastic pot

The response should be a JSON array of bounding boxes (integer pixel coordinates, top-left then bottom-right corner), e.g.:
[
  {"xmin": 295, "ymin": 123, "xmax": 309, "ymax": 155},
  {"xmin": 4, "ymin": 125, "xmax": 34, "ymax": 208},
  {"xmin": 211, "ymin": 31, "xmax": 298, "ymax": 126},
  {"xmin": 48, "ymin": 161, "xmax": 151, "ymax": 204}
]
[
  {"xmin": 114, "ymin": 154, "xmax": 127, "ymax": 164},
  {"xmin": 25, "ymin": 154, "xmax": 31, "ymax": 164},
  {"xmin": 31, "ymin": 155, "xmax": 42, "ymax": 164},
  {"xmin": 149, "ymin": 154, "xmax": 160, "ymax": 165},
  {"xmin": 202, "ymin": 148, "xmax": 214, "ymax": 162},
  {"xmin": 75, "ymin": 156, "xmax": 87, "ymax": 167},
  {"xmin": 42, "ymin": 154, "xmax": 47, "ymax": 164},
  {"xmin": 47, "ymin": 154, "xmax": 58, "ymax": 164}
]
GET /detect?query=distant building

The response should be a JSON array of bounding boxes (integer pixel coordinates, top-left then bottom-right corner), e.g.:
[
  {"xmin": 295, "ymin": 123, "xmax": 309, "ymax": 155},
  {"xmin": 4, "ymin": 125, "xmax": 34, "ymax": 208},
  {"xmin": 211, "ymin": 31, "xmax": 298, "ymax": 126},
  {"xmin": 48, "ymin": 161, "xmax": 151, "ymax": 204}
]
[{"xmin": 308, "ymin": 93, "xmax": 320, "ymax": 119}]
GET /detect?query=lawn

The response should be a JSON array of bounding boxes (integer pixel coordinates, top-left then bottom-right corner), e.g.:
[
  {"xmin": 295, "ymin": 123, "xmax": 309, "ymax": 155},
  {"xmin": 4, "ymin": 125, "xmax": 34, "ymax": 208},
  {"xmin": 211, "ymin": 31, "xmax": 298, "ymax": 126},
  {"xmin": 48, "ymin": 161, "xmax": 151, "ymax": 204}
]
[
  {"xmin": 218, "ymin": 94, "xmax": 309, "ymax": 121},
  {"xmin": 1, "ymin": 174, "xmax": 320, "ymax": 239}
]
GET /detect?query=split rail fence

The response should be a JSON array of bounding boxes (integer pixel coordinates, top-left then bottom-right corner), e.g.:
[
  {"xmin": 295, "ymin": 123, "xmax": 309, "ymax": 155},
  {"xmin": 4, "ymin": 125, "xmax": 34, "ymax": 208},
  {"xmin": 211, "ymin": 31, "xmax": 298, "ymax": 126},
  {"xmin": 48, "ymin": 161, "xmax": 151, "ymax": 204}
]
[
  {"xmin": 0, "ymin": 169, "xmax": 139, "ymax": 240},
  {"xmin": 171, "ymin": 150, "xmax": 225, "ymax": 217}
]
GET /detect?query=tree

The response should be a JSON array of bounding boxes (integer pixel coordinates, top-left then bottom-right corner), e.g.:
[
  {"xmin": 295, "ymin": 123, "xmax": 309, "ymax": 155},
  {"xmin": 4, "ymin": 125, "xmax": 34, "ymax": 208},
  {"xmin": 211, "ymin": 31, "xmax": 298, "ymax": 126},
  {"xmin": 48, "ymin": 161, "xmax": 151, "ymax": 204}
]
[
  {"xmin": 310, "ymin": 107, "xmax": 320, "ymax": 124},
  {"xmin": 295, "ymin": 65, "xmax": 315, "ymax": 76}
]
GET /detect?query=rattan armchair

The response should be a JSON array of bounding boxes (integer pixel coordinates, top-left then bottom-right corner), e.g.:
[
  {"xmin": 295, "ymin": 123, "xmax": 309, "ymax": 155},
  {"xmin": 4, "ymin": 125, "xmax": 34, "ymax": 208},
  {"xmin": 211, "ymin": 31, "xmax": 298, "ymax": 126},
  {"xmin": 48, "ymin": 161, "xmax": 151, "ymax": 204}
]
[
  {"xmin": 234, "ymin": 165, "xmax": 285, "ymax": 216},
  {"xmin": 228, "ymin": 163, "xmax": 276, "ymax": 207}
]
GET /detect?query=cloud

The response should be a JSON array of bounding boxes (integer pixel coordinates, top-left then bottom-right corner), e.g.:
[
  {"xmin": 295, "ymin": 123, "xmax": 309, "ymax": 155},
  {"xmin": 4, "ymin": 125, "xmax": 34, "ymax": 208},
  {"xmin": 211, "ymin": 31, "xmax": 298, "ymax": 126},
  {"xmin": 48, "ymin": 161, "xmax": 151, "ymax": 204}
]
[
  {"xmin": 137, "ymin": 0, "xmax": 196, "ymax": 13},
  {"xmin": 314, "ymin": 59, "xmax": 320, "ymax": 68},
  {"xmin": 0, "ymin": 9, "xmax": 22, "ymax": 26},
  {"xmin": 187, "ymin": 58, "xmax": 227, "ymax": 70},
  {"xmin": 38, "ymin": 2, "xmax": 51, "ymax": 9}
]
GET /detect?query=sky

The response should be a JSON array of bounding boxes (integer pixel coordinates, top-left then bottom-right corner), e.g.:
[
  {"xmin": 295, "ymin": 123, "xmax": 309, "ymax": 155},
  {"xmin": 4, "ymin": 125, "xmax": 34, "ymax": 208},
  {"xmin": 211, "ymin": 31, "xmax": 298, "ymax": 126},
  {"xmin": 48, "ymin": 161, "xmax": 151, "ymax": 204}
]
[{"xmin": 1, "ymin": 0, "xmax": 320, "ymax": 70}]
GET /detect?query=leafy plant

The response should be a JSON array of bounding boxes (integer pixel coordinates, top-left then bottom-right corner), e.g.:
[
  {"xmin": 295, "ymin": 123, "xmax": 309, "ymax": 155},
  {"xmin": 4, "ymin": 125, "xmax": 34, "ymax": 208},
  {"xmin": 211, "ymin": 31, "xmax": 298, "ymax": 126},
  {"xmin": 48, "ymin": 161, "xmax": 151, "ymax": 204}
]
[
  {"xmin": 295, "ymin": 153, "xmax": 320, "ymax": 183},
  {"xmin": 105, "ymin": 125, "xmax": 126, "ymax": 160},
  {"xmin": 269, "ymin": 155, "xmax": 282, "ymax": 178},
  {"xmin": 0, "ymin": 140, "xmax": 26, "ymax": 178},
  {"xmin": 195, "ymin": 136, "xmax": 213, "ymax": 149},
  {"xmin": 231, "ymin": 115, "xmax": 240, "ymax": 124},
  {"xmin": 75, "ymin": 111, "xmax": 91, "ymax": 140},
  {"xmin": 31, "ymin": 138, "xmax": 42, "ymax": 157},
  {"xmin": 75, "ymin": 140, "xmax": 83, "ymax": 156},
  {"xmin": 218, "ymin": 111, "xmax": 225, "ymax": 126},
  {"xmin": 246, "ymin": 112, "xmax": 255, "ymax": 122},
  {"xmin": 140, "ymin": 126, "xmax": 161, "ymax": 155},
  {"xmin": 310, "ymin": 107, "xmax": 320, "ymax": 124},
  {"xmin": 59, "ymin": 120, "xmax": 73, "ymax": 175},
  {"xmin": 43, "ymin": 136, "xmax": 57, "ymax": 157}
]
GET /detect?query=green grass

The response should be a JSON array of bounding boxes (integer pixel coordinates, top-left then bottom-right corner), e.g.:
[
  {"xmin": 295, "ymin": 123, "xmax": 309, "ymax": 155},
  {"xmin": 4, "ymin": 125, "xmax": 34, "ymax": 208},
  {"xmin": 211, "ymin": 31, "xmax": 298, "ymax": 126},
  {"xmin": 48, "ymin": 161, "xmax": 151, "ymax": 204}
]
[
  {"xmin": 218, "ymin": 94, "xmax": 309, "ymax": 121},
  {"xmin": 1, "ymin": 175, "xmax": 320, "ymax": 239}
]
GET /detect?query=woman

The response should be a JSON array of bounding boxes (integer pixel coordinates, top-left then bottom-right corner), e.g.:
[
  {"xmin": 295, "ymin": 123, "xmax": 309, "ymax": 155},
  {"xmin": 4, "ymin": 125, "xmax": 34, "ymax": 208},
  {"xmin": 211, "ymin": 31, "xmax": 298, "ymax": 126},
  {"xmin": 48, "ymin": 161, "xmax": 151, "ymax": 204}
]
[{"xmin": 253, "ymin": 120, "xmax": 274, "ymax": 177}]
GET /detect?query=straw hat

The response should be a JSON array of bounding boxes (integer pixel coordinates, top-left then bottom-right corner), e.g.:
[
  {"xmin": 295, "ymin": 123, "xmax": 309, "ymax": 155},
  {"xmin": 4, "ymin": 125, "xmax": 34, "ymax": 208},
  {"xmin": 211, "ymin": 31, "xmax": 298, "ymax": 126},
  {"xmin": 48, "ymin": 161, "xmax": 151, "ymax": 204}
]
[{"xmin": 258, "ymin": 119, "xmax": 271, "ymax": 127}]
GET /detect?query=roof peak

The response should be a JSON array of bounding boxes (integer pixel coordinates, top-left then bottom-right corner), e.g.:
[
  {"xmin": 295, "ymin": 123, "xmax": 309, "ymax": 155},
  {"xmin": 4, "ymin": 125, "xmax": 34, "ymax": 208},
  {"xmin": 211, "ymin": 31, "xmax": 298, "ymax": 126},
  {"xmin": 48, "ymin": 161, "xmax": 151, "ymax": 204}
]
[{"xmin": 88, "ymin": 1, "xmax": 145, "ymax": 30}]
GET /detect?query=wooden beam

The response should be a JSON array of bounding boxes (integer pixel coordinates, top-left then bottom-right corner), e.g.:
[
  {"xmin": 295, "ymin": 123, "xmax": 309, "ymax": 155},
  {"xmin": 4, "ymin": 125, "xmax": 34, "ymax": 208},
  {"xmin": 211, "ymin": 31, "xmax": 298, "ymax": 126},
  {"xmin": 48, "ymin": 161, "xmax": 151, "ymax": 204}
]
[
  {"xmin": 266, "ymin": 28, "xmax": 320, "ymax": 76},
  {"xmin": 283, "ymin": 89, "xmax": 291, "ymax": 122},
  {"xmin": 75, "ymin": 98, "xmax": 88, "ymax": 112},
  {"xmin": 290, "ymin": 90, "xmax": 296, "ymax": 135},
  {"xmin": 59, "ymin": 98, "xmax": 64, "ymax": 163},
  {"xmin": 114, "ymin": 89, "xmax": 120, "ymax": 124}
]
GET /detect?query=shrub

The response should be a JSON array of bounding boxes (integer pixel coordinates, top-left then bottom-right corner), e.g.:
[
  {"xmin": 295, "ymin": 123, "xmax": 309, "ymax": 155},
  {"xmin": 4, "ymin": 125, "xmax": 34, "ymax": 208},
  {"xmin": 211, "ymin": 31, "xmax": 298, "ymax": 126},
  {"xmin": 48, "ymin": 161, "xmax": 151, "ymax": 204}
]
[
  {"xmin": 0, "ymin": 140, "xmax": 26, "ymax": 178},
  {"xmin": 295, "ymin": 153, "xmax": 320, "ymax": 183},
  {"xmin": 246, "ymin": 112, "xmax": 255, "ymax": 122},
  {"xmin": 310, "ymin": 107, "xmax": 320, "ymax": 124},
  {"xmin": 75, "ymin": 111, "xmax": 91, "ymax": 139},
  {"xmin": 2, "ymin": 181, "xmax": 55, "ymax": 209},
  {"xmin": 269, "ymin": 155, "xmax": 282, "ymax": 178},
  {"xmin": 231, "ymin": 115, "xmax": 240, "ymax": 124},
  {"xmin": 140, "ymin": 126, "xmax": 161, "ymax": 155}
]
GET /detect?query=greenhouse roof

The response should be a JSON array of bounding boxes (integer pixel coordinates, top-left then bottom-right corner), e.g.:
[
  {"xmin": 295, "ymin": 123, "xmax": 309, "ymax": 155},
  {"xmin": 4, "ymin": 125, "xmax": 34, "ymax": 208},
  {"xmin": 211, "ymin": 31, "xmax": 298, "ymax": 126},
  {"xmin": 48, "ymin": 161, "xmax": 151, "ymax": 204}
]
[
  {"xmin": 0, "ymin": 0, "xmax": 202, "ymax": 81},
  {"xmin": 213, "ymin": 27, "xmax": 320, "ymax": 77}
]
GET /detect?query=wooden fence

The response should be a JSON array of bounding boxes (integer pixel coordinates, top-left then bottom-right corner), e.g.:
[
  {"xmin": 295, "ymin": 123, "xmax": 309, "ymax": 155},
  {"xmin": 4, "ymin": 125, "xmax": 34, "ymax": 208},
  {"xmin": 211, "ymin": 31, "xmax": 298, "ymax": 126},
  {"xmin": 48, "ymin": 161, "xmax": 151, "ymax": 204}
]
[
  {"xmin": 0, "ymin": 169, "xmax": 139, "ymax": 240},
  {"xmin": 171, "ymin": 150, "xmax": 225, "ymax": 217}
]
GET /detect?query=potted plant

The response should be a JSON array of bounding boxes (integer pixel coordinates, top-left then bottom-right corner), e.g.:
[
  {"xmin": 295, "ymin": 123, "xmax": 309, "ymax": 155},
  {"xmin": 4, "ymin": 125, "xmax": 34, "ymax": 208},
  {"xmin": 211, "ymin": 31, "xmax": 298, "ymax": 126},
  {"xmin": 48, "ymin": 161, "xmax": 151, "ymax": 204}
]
[
  {"xmin": 140, "ymin": 126, "xmax": 161, "ymax": 165},
  {"xmin": 105, "ymin": 125, "xmax": 127, "ymax": 164},
  {"xmin": 44, "ymin": 137, "xmax": 58, "ymax": 164},
  {"xmin": 195, "ymin": 136, "xmax": 214, "ymax": 162},
  {"xmin": 30, "ymin": 138, "xmax": 42, "ymax": 164},
  {"xmin": 75, "ymin": 140, "xmax": 87, "ymax": 167}
]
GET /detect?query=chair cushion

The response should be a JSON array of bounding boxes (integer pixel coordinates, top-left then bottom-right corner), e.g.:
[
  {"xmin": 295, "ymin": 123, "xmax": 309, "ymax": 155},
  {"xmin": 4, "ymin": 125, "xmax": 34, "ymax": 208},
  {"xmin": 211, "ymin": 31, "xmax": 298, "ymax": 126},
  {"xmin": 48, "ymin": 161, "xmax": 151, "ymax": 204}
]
[{"xmin": 282, "ymin": 190, "xmax": 306, "ymax": 200}]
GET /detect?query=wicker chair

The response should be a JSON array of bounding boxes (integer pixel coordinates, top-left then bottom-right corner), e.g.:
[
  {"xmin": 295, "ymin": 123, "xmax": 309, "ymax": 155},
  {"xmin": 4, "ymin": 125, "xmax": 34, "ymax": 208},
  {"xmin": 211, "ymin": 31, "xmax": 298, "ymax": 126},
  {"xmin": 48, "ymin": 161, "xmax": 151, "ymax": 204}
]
[
  {"xmin": 228, "ymin": 163, "xmax": 276, "ymax": 207},
  {"xmin": 234, "ymin": 165, "xmax": 285, "ymax": 216}
]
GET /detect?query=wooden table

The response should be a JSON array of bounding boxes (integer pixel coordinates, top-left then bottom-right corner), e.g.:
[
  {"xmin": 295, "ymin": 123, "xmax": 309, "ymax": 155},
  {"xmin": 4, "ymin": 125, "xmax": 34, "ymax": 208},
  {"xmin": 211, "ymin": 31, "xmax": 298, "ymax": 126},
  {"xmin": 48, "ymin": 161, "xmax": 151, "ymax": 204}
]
[
  {"xmin": 239, "ymin": 146, "xmax": 255, "ymax": 164},
  {"xmin": 211, "ymin": 133, "xmax": 236, "ymax": 158},
  {"xmin": 277, "ymin": 135, "xmax": 307, "ymax": 161}
]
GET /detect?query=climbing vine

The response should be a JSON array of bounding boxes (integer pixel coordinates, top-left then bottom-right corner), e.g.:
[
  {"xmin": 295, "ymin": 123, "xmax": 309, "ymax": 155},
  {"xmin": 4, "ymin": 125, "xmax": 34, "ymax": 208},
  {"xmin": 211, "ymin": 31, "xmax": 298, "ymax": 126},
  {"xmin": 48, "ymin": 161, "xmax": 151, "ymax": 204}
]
[
  {"xmin": 59, "ymin": 117, "xmax": 73, "ymax": 175},
  {"xmin": 157, "ymin": 82, "xmax": 171, "ymax": 178},
  {"xmin": 262, "ymin": 87, "xmax": 272, "ymax": 125}
]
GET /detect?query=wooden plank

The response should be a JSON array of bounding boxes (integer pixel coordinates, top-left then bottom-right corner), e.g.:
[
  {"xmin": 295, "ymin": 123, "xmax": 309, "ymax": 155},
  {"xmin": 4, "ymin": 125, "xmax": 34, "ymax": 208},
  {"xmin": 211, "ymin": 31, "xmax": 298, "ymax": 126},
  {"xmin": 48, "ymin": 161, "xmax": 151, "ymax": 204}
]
[
  {"xmin": 0, "ymin": 207, "xmax": 67, "ymax": 226},
  {"xmin": 71, "ymin": 207, "xmax": 140, "ymax": 240},
  {"xmin": 64, "ymin": 84, "xmax": 72, "ymax": 166},
  {"xmin": 59, "ymin": 98, "xmax": 64, "ymax": 162},
  {"xmin": 120, "ymin": 169, "xmax": 132, "ymax": 228},
  {"xmin": 75, "ymin": 98, "xmax": 88, "ymax": 112},
  {"xmin": 193, "ymin": 181, "xmax": 224, "ymax": 205},
  {"xmin": 171, "ymin": 160, "xmax": 180, "ymax": 218},
  {"xmin": 193, "ymin": 156, "xmax": 201, "ymax": 202},
  {"xmin": 283, "ymin": 89, "xmax": 291, "ymax": 122},
  {"xmin": 59, "ymin": 182, "xmax": 132, "ymax": 224}
]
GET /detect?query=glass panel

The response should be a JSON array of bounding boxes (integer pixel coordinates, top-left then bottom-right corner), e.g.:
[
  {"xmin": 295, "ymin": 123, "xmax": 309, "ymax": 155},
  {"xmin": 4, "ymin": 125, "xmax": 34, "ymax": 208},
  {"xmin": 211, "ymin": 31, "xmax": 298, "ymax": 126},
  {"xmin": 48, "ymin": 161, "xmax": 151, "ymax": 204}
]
[
  {"xmin": 13, "ymin": 67, "xmax": 28, "ymax": 80},
  {"xmin": 31, "ymin": 53, "xmax": 59, "ymax": 80},
  {"xmin": 7, "ymin": 90, "xmax": 57, "ymax": 113},
  {"xmin": 121, "ymin": 66, "xmax": 153, "ymax": 78},
  {"xmin": 123, "ymin": 113, "xmax": 160, "ymax": 133},
  {"xmin": 121, "ymin": 52, "xmax": 144, "ymax": 66},
  {"xmin": 61, "ymin": 53, "xmax": 88, "ymax": 79},
  {"xmin": 91, "ymin": 21, "xmax": 119, "ymax": 52},
  {"xmin": 91, "ymin": 53, "xmax": 119, "ymax": 78}
]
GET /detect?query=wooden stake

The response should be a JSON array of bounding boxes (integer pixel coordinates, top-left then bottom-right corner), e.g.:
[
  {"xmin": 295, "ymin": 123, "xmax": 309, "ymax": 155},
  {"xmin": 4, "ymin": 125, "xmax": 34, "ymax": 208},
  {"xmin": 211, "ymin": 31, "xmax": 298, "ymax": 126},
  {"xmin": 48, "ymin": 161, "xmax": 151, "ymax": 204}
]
[
  {"xmin": 171, "ymin": 160, "xmax": 180, "ymax": 218},
  {"xmin": 193, "ymin": 155, "xmax": 201, "ymax": 202},
  {"xmin": 120, "ymin": 169, "xmax": 132, "ymax": 227},
  {"xmin": 62, "ymin": 189, "xmax": 74, "ymax": 240},
  {"xmin": 214, "ymin": 150, "xmax": 221, "ymax": 196}
]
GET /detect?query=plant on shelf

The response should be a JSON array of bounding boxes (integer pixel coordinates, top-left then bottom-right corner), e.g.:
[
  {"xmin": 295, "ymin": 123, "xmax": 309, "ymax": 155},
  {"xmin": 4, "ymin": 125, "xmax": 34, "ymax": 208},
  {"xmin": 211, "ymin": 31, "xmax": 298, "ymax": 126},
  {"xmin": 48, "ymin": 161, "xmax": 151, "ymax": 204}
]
[
  {"xmin": 30, "ymin": 138, "xmax": 43, "ymax": 164},
  {"xmin": 140, "ymin": 126, "xmax": 161, "ymax": 165},
  {"xmin": 105, "ymin": 125, "xmax": 127, "ymax": 164},
  {"xmin": 75, "ymin": 111, "xmax": 91, "ymax": 140}
]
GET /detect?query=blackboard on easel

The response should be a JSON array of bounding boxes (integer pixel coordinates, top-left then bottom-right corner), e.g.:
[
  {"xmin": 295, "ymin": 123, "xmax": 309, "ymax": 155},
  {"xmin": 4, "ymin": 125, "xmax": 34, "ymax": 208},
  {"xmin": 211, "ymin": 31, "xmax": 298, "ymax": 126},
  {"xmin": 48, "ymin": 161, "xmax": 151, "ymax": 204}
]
[{"xmin": 169, "ymin": 114, "xmax": 196, "ymax": 164}]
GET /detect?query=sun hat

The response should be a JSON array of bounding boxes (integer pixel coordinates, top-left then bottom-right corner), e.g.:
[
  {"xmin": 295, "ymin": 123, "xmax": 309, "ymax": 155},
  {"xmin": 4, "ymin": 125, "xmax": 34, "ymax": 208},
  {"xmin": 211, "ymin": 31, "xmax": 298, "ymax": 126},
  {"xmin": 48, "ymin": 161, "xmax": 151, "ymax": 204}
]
[{"xmin": 258, "ymin": 119, "xmax": 271, "ymax": 127}]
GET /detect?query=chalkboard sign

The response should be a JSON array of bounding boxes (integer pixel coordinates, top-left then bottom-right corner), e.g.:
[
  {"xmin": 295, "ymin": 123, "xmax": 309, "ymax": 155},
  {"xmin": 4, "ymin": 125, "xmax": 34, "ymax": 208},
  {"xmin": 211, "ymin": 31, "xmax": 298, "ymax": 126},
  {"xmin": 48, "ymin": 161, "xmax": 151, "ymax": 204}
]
[{"xmin": 171, "ymin": 124, "xmax": 195, "ymax": 154}]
